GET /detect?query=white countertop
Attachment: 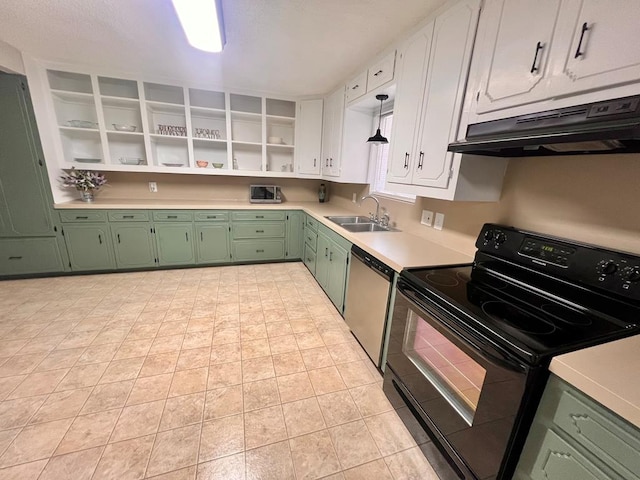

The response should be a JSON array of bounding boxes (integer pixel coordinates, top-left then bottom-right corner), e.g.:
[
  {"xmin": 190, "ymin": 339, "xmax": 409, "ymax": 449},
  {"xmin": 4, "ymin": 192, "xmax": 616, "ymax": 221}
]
[
  {"xmin": 550, "ymin": 334, "xmax": 640, "ymax": 429},
  {"xmin": 54, "ymin": 199, "xmax": 473, "ymax": 272}
]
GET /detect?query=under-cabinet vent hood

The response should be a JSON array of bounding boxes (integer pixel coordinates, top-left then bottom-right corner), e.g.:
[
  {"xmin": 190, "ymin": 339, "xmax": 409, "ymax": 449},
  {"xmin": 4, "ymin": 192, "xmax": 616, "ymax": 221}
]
[{"xmin": 448, "ymin": 95, "xmax": 640, "ymax": 157}]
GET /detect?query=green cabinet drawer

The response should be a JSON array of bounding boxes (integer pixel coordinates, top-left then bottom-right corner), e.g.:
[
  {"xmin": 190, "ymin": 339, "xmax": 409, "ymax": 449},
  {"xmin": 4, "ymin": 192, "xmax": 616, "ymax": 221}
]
[
  {"xmin": 232, "ymin": 211, "xmax": 286, "ymax": 221},
  {"xmin": 553, "ymin": 387, "xmax": 640, "ymax": 478},
  {"xmin": 305, "ymin": 215, "xmax": 319, "ymax": 232},
  {"xmin": 152, "ymin": 211, "xmax": 193, "ymax": 222},
  {"xmin": 304, "ymin": 227, "xmax": 318, "ymax": 251},
  {"xmin": 528, "ymin": 429, "xmax": 613, "ymax": 480},
  {"xmin": 0, "ymin": 237, "xmax": 64, "ymax": 275},
  {"xmin": 194, "ymin": 211, "xmax": 229, "ymax": 222},
  {"xmin": 59, "ymin": 210, "xmax": 107, "ymax": 223},
  {"xmin": 303, "ymin": 243, "xmax": 317, "ymax": 275},
  {"xmin": 232, "ymin": 223, "xmax": 285, "ymax": 240},
  {"xmin": 108, "ymin": 211, "xmax": 150, "ymax": 222},
  {"xmin": 232, "ymin": 239, "xmax": 285, "ymax": 262}
]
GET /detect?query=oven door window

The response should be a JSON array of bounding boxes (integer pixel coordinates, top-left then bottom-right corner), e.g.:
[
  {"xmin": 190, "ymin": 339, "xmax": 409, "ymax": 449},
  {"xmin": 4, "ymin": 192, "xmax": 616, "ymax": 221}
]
[{"xmin": 402, "ymin": 310, "xmax": 486, "ymax": 426}]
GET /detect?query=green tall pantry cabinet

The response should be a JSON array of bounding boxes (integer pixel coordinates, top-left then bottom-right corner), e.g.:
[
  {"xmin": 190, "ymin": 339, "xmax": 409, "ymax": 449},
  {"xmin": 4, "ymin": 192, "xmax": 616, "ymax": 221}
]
[{"xmin": 0, "ymin": 73, "xmax": 64, "ymax": 276}]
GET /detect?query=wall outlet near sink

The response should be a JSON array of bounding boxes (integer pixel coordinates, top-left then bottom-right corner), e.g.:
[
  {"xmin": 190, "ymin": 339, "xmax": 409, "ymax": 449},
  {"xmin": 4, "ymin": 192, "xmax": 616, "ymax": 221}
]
[{"xmin": 421, "ymin": 210, "xmax": 433, "ymax": 226}]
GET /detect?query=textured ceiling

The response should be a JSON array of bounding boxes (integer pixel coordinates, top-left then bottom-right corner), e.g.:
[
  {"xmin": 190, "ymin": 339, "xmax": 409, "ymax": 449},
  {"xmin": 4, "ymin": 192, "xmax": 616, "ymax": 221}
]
[{"xmin": 0, "ymin": 0, "xmax": 446, "ymax": 97}]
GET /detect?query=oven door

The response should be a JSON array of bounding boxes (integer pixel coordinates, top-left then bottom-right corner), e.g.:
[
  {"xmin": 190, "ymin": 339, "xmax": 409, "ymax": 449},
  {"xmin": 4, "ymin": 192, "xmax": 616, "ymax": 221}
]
[{"xmin": 385, "ymin": 278, "xmax": 535, "ymax": 480}]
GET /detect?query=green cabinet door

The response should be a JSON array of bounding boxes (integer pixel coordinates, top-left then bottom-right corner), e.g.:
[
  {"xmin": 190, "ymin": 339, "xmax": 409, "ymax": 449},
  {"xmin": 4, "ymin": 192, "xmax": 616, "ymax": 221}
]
[
  {"xmin": 63, "ymin": 225, "xmax": 114, "ymax": 271},
  {"xmin": 0, "ymin": 237, "xmax": 64, "ymax": 275},
  {"xmin": 155, "ymin": 223, "xmax": 195, "ymax": 266},
  {"xmin": 327, "ymin": 242, "xmax": 349, "ymax": 313},
  {"xmin": 285, "ymin": 211, "xmax": 304, "ymax": 259},
  {"xmin": 196, "ymin": 224, "xmax": 230, "ymax": 264},
  {"xmin": 111, "ymin": 224, "xmax": 156, "ymax": 269},
  {"xmin": 0, "ymin": 74, "xmax": 55, "ymax": 237},
  {"xmin": 315, "ymin": 231, "xmax": 331, "ymax": 289}
]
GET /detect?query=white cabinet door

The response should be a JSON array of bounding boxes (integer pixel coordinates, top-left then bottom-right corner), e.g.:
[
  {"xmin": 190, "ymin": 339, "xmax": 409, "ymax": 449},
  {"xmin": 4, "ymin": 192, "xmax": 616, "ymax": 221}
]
[
  {"xmin": 295, "ymin": 99, "xmax": 323, "ymax": 175},
  {"xmin": 387, "ymin": 23, "xmax": 434, "ymax": 185},
  {"xmin": 550, "ymin": 0, "xmax": 640, "ymax": 97},
  {"xmin": 367, "ymin": 51, "xmax": 396, "ymax": 92},
  {"xmin": 475, "ymin": 0, "xmax": 562, "ymax": 114},
  {"xmin": 413, "ymin": 0, "xmax": 480, "ymax": 188},
  {"xmin": 320, "ymin": 91, "xmax": 334, "ymax": 176},
  {"xmin": 346, "ymin": 71, "xmax": 368, "ymax": 104},
  {"xmin": 323, "ymin": 88, "xmax": 344, "ymax": 177}
]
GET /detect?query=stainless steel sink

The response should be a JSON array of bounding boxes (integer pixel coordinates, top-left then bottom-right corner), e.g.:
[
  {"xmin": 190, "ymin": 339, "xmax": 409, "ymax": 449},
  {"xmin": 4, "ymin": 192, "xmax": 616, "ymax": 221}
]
[
  {"xmin": 339, "ymin": 222, "xmax": 400, "ymax": 233},
  {"xmin": 325, "ymin": 215, "xmax": 372, "ymax": 225}
]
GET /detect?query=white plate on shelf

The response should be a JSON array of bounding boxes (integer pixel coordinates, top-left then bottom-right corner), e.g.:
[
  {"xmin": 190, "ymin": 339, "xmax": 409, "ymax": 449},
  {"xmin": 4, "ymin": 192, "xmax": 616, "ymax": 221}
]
[
  {"xmin": 161, "ymin": 163, "xmax": 184, "ymax": 167},
  {"xmin": 119, "ymin": 157, "xmax": 144, "ymax": 165},
  {"xmin": 74, "ymin": 157, "xmax": 101, "ymax": 163}
]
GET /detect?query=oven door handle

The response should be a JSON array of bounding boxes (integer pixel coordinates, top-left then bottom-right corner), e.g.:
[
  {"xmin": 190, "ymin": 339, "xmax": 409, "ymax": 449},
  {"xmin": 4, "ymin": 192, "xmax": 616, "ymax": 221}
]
[{"xmin": 397, "ymin": 284, "xmax": 527, "ymax": 373}]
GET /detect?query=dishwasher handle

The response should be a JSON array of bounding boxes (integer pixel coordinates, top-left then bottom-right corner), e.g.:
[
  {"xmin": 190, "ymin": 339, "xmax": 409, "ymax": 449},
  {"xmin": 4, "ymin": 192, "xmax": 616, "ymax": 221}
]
[{"xmin": 351, "ymin": 245, "xmax": 394, "ymax": 281}]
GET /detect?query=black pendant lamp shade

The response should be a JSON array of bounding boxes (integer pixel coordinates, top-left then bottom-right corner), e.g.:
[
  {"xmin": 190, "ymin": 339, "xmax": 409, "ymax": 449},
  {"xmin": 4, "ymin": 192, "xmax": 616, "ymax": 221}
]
[{"xmin": 367, "ymin": 94, "xmax": 389, "ymax": 144}]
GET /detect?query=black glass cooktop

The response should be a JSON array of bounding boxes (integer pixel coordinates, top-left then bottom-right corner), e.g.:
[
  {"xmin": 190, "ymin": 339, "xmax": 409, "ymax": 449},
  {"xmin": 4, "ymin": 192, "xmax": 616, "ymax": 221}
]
[{"xmin": 401, "ymin": 263, "xmax": 640, "ymax": 365}]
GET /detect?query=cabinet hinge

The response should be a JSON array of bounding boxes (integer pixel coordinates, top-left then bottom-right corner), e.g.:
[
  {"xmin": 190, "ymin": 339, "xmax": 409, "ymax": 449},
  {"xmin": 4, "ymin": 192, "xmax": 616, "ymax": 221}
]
[
  {"xmin": 346, "ymin": 256, "xmax": 349, "ymax": 265},
  {"xmin": 448, "ymin": 169, "xmax": 454, "ymax": 180},
  {"xmin": 476, "ymin": 91, "xmax": 480, "ymax": 102},
  {"xmin": 228, "ymin": 226, "xmax": 231, "ymax": 232},
  {"xmin": 38, "ymin": 158, "xmax": 43, "ymax": 167},
  {"xmin": 20, "ymin": 82, "xmax": 26, "ymax": 91},
  {"xmin": 53, "ymin": 226, "xmax": 57, "ymax": 232},
  {"xmin": 68, "ymin": 261, "xmax": 71, "ymax": 268},
  {"xmin": 61, "ymin": 228, "xmax": 65, "ymax": 236}
]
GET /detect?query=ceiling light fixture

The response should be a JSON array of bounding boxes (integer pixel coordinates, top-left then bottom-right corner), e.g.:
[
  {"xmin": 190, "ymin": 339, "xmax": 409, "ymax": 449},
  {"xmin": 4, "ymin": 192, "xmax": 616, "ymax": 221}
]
[
  {"xmin": 367, "ymin": 94, "xmax": 389, "ymax": 144},
  {"xmin": 171, "ymin": 0, "xmax": 226, "ymax": 53}
]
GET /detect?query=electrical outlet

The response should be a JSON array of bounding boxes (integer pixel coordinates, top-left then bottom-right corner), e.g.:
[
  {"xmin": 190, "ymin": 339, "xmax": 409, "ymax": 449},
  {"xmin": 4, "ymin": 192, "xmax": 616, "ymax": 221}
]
[
  {"xmin": 149, "ymin": 182, "xmax": 157, "ymax": 193},
  {"xmin": 352, "ymin": 193, "xmax": 357, "ymax": 203},
  {"xmin": 421, "ymin": 210, "xmax": 433, "ymax": 226},
  {"xmin": 434, "ymin": 212, "xmax": 445, "ymax": 230}
]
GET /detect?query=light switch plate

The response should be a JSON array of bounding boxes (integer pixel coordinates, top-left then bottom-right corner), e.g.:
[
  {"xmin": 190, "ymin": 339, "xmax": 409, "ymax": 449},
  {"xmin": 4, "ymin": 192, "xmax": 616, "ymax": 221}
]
[
  {"xmin": 421, "ymin": 210, "xmax": 433, "ymax": 226},
  {"xmin": 434, "ymin": 212, "xmax": 445, "ymax": 230}
]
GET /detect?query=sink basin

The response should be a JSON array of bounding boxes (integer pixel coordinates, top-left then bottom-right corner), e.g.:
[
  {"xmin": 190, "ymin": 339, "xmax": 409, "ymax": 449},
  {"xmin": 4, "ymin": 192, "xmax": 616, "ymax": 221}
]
[
  {"xmin": 339, "ymin": 222, "xmax": 400, "ymax": 233},
  {"xmin": 325, "ymin": 215, "xmax": 372, "ymax": 225}
]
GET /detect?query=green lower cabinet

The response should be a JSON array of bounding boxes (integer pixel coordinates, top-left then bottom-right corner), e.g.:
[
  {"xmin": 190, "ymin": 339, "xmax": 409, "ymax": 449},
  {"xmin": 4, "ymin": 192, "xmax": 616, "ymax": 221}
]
[
  {"xmin": 62, "ymin": 224, "xmax": 115, "ymax": 271},
  {"xmin": 154, "ymin": 223, "xmax": 195, "ymax": 266},
  {"xmin": 196, "ymin": 224, "xmax": 231, "ymax": 264},
  {"xmin": 285, "ymin": 211, "xmax": 304, "ymax": 259},
  {"xmin": 111, "ymin": 224, "xmax": 156, "ymax": 269},
  {"xmin": 0, "ymin": 237, "xmax": 64, "ymax": 275},
  {"xmin": 326, "ymin": 241, "xmax": 349, "ymax": 312},
  {"xmin": 315, "ymin": 231, "xmax": 331, "ymax": 288},
  {"xmin": 516, "ymin": 374, "xmax": 640, "ymax": 480}
]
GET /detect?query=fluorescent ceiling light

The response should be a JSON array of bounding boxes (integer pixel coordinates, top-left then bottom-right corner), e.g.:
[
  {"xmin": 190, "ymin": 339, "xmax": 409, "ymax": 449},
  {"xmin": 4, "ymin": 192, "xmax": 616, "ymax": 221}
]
[{"xmin": 171, "ymin": 0, "xmax": 225, "ymax": 52}]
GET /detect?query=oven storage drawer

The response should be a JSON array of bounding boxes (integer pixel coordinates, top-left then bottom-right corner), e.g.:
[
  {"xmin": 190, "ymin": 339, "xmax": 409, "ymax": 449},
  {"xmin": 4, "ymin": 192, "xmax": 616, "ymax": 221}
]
[
  {"xmin": 516, "ymin": 375, "xmax": 640, "ymax": 480},
  {"xmin": 232, "ymin": 239, "xmax": 285, "ymax": 262},
  {"xmin": 232, "ymin": 223, "xmax": 285, "ymax": 240}
]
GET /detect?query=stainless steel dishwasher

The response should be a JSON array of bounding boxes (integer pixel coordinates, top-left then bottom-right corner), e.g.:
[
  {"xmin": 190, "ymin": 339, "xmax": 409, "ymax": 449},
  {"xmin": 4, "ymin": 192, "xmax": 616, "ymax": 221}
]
[{"xmin": 344, "ymin": 245, "xmax": 394, "ymax": 367}]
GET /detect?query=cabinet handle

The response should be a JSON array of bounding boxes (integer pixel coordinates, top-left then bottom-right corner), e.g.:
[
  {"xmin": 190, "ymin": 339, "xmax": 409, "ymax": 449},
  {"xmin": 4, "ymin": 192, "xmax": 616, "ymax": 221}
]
[
  {"xmin": 206, "ymin": 215, "xmax": 217, "ymax": 219},
  {"xmin": 325, "ymin": 158, "xmax": 329, "ymax": 167},
  {"xmin": 307, "ymin": 257, "xmax": 313, "ymax": 262},
  {"xmin": 417, "ymin": 151, "xmax": 424, "ymax": 169},
  {"xmin": 574, "ymin": 22, "xmax": 590, "ymax": 58},
  {"xmin": 256, "ymin": 215, "xmax": 264, "ymax": 219},
  {"xmin": 98, "ymin": 234, "xmax": 102, "ymax": 244},
  {"xmin": 313, "ymin": 158, "xmax": 316, "ymax": 167},
  {"xmin": 325, "ymin": 247, "xmax": 329, "ymax": 257},
  {"xmin": 352, "ymin": 84, "xmax": 359, "ymax": 90},
  {"xmin": 8, "ymin": 256, "xmax": 22, "ymax": 260},
  {"xmin": 123, "ymin": 215, "xmax": 134, "ymax": 219},
  {"xmin": 256, "ymin": 230, "xmax": 264, "ymax": 233},
  {"xmin": 117, "ymin": 234, "xmax": 121, "ymax": 244},
  {"xmin": 530, "ymin": 41, "xmax": 544, "ymax": 74},
  {"xmin": 185, "ymin": 232, "xmax": 189, "ymax": 242},
  {"xmin": 404, "ymin": 153, "xmax": 409, "ymax": 169},
  {"xmin": 168, "ymin": 215, "xmax": 178, "ymax": 219},
  {"xmin": 201, "ymin": 231, "xmax": 204, "ymax": 241},
  {"xmin": 373, "ymin": 69, "xmax": 383, "ymax": 76},
  {"xmin": 256, "ymin": 249, "xmax": 264, "ymax": 253},
  {"xmin": 329, "ymin": 251, "xmax": 333, "ymax": 261},
  {"xmin": 330, "ymin": 158, "xmax": 333, "ymax": 167},
  {"xmin": 75, "ymin": 216, "xmax": 88, "ymax": 220},
  {"xmin": 307, "ymin": 236, "xmax": 312, "ymax": 242}
]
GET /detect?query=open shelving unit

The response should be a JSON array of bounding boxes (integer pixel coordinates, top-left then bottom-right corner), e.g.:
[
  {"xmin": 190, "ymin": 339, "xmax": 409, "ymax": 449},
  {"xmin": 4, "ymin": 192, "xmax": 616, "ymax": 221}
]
[{"xmin": 44, "ymin": 68, "xmax": 298, "ymax": 177}]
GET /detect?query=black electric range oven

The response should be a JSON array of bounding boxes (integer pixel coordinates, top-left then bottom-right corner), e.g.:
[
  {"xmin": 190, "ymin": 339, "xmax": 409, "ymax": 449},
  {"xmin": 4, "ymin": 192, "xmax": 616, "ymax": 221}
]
[{"xmin": 383, "ymin": 224, "xmax": 640, "ymax": 480}]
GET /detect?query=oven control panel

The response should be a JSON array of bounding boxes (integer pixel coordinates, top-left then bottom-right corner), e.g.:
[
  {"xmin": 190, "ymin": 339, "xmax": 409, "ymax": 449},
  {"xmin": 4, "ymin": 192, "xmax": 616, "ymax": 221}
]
[{"xmin": 476, "ymin": 224, "xmax": 640, "ymax": 301}]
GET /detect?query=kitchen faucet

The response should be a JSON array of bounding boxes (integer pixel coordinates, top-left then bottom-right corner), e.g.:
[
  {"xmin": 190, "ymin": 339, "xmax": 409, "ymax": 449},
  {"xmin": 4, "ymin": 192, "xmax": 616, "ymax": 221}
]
[{"xmin": 360, "ymin": 195, "xmax": 380, "ymax": 222}]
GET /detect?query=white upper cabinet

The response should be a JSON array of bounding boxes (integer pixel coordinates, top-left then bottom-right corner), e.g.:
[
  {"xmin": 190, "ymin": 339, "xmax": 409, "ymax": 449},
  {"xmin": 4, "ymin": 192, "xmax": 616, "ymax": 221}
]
[
  {"xmin": 321, "ymin": 87, "xmax": 344, "ymax": 177},
  {"xmin": 386, "ymin": 0, "xmax": 506, "ymax": 201},
  {"xmin": 345, "ymin": 71, "xmax": 368, "ymax": 104},
  {"xmin": 345, "ymin": 51, "xmax": 396, "ymax": 106},
  {"xmin": 295, "ymin": 99, "xmax": 323, "ymax": 176},
  {"xmin": 549, "ymin": 0, "xmax": 640, "ymax": 97},
  {"xmin": 470, "ymin": 0, "xmax": 640, "ymax": 120},
  {"xmin": 475, "ymin": 0, "xmax": 562, "ymax": 114}
]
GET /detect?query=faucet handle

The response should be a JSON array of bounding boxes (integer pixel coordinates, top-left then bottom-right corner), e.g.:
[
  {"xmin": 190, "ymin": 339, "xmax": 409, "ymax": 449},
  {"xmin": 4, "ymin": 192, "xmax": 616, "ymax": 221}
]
[
  {"xmin": 368, "ymin": 212, "xmax": 375, "ymax": 221},
  {"xmin": 381, "ymin": 212, "xmax": 390, "ymax": 227}
]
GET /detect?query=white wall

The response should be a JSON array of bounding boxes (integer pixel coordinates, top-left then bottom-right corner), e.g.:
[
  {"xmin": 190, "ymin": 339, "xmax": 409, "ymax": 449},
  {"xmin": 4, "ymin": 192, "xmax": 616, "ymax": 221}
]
[{"xmin": 0, "ymin": 39, "xmax": 24, "ymax": 74}]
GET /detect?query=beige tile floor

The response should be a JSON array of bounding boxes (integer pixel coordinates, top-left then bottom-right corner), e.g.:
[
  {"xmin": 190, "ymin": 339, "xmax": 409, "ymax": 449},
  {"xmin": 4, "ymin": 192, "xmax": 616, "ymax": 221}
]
[{"xmin": 0, "ymin": 262, "xmax": 439, "ymax": 480}]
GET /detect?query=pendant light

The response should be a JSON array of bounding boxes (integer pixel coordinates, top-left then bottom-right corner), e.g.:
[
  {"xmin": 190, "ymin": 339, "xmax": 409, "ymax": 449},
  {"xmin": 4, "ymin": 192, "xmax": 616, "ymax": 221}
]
[{"xmin": 367, "ymin": 94, "xmax": 389, "ymax": 144}]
